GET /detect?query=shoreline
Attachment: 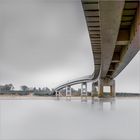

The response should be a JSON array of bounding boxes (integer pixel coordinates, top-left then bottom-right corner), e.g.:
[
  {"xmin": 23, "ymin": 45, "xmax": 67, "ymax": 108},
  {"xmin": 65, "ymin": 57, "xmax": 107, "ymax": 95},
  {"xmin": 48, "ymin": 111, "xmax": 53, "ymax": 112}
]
[{"xmin": 0, "ymin": 95, "xmax": 140, "ymax": 100}]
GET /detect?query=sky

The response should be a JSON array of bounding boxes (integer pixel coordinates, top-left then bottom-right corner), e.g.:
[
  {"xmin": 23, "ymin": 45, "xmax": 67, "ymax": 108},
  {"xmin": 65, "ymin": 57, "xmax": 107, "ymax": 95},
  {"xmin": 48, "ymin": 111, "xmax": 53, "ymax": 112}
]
[{"xmin": 0, "ymin": 0, "xmax": 139, "ymax": 93}]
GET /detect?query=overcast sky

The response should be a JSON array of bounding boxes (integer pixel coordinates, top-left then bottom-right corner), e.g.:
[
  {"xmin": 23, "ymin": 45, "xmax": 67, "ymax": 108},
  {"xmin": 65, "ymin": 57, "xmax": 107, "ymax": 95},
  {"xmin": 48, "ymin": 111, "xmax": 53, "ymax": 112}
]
[{"xmin": 0, "ymin": 0, "xmax": 139, "ymax": 93}]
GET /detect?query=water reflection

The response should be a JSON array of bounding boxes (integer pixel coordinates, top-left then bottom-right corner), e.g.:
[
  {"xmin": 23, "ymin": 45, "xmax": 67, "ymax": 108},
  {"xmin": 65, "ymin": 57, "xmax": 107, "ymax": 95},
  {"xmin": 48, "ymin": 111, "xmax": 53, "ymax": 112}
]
[
  {"xmin": 66, "ymin": 96, "xmax": 71, "ymax": 101},
  {"xmin": 56, "ymin": 95, "xmax": 116, "ymax": 111},
  {"xmin": 81, "ymin": 96, "xmax": 87, "ymax": 102},
  {"xmin": 98, "ymin": 98, "xmax": 116, "ymax": 111},
  {"xmin": 0, "ymin": 98, "xmax": 140, "ymax": 140},
  {"xmin": 91, "ymin": 97, "xmax": 116, "ymax": 111},
  {"xmin": 56, "ymin": 96, "xmax": 116, "ymax": 111}
]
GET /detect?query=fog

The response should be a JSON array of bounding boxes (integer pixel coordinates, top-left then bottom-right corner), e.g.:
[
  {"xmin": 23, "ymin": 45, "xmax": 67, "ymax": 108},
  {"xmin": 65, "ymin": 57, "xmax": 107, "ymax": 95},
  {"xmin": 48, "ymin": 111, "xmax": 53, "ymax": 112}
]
[{"xmin": 0, "ymin": 98, "xmax": 140, "ymax": 140}]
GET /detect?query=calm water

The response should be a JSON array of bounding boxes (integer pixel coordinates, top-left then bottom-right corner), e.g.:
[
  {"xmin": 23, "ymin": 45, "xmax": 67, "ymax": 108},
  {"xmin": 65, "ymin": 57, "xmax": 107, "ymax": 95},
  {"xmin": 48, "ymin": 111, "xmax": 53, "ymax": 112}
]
[{"xmin": 0, "ymin": 98, "xmax": 140, "ymax": 140}]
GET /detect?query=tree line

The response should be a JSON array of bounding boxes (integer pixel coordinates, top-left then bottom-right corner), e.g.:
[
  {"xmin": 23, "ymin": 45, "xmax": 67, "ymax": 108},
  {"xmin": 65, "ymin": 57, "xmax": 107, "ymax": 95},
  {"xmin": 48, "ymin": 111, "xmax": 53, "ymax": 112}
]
[{"xmin": 0, "ymin": 84, "xmax": 52, "ymax": 96}]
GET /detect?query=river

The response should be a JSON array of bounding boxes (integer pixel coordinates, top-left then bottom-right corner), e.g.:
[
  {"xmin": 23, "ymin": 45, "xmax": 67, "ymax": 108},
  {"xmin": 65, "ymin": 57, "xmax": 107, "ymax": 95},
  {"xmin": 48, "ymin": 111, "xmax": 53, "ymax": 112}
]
[{"xmin": 0, "ymin": 97, "xmax": 140, "ymax": 140}]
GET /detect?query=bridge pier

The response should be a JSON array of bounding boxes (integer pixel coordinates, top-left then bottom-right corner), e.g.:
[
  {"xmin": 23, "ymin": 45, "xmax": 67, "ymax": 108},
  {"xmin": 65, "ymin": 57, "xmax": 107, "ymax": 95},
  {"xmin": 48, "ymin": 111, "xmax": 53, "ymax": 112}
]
[
  {"xmin": 66, "ymin": 85, "xmax": 71, "ymax": 100},
  {"xmin": 81, "ymin": 82, "xmax": 87, "ymax": 101},
  {"xmin": 98, "ymin": 79, "xmax": 104, "ymax": 97},
  {"xmin": 56, "ymin": 91, "xmax": 60, "ymax": 99},
  {"xmin": 110, "ymin": 80, "xmax": 115, "ymax": 97},
  {"xmin": 91, "ymin": 82, "xmax": 97, "ymax": 97},
  {"xmin": 98, "ymin": 79, "xmax": 115, "ymax": 98}
]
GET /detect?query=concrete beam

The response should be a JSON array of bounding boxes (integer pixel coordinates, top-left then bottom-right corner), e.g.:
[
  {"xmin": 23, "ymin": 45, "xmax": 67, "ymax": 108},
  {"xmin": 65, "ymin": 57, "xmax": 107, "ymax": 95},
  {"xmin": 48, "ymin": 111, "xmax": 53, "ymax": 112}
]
[
  {"xmin": 85, "ymin": 11, "xmax": 99, "ymax": 17},
  {"xmin": 116, "ymin": 41, "xmax": 129, "ymax": 46},
  {"xmin": 111, "ymin": 52, "xmax": 120, "ymax": 63},
  {"xmin": 112, "ymin": 25, "xmax": 140, "ymax": 78},
  {"xmin": 112, "ymin": 2, "xmax": 140, "ymax": 78},
  {"xmin": 86, "ymin": 17, "xmax": 99, "ymax": 22},
  {"xmin": 88, "ymin": 27, "xmax": 100, "ymax": 31},
  {"xmin": 99, "ymin": 0, "xmax": 125, "ymax": 78},
  {"xmin": 83, "ymin": 4, "xmax": 98, "ymax": 10}
]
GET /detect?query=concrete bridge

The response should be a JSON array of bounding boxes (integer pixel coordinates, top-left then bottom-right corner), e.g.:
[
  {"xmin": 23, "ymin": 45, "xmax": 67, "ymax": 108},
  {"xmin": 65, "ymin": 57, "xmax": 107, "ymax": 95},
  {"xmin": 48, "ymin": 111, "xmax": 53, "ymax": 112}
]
[{"xmin": 55, "ymin": 0, "xmax": 140, "ymax": 98}]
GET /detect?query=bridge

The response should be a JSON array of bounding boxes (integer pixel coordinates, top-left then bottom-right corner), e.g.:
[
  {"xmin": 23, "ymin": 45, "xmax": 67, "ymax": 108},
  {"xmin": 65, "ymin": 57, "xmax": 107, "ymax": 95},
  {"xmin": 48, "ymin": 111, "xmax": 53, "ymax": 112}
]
[{"xmin": 55, "ymin": 0, "xmax": 140, "ymax": 98}]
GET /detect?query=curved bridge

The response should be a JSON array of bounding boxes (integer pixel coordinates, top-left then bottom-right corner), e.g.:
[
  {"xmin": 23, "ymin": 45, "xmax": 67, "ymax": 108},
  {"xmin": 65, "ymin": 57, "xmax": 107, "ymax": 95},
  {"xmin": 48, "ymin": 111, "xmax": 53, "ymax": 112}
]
[
  {"xmin": 55, "ymin": 75, "xmax": 94, "ymax": 91},
  {"xmin": 55, "ymin": 0, "xmax": 140, "ymax": 97}
]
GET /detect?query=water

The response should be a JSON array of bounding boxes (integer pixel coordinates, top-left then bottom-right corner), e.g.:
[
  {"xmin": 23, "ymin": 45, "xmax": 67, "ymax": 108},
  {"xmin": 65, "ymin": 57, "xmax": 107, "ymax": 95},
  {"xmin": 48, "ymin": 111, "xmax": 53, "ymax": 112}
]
[{"xmin": 0, "ymin": 98, "xmax": 140, "ymax": 140}]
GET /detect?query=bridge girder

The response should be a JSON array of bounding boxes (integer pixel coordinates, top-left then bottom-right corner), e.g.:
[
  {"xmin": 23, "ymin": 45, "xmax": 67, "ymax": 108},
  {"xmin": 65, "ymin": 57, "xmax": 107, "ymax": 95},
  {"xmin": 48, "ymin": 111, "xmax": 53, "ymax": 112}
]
[{"xmin": 54, "ymin": 0, "xmax": 140, "ymax": 97}]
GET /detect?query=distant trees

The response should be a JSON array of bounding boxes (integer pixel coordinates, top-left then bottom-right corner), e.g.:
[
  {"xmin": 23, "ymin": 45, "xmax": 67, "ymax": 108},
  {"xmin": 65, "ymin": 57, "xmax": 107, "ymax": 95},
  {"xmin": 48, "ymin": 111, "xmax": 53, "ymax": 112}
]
[
  {"xmin": 20, "ymin": 85, "xmax": 29, "ymax": 91},
  {"xmin": 18, "ymin": 85, "xmax": 30, "ymax": 96},
  {"xmin": 20, "ymin": 85, "xmax": 52, "ymax": 96},
  {"xmin": 33, "ymin": 86, "xmax": 51, "ymax": 96},
  {"xmin": 5, "ymin": 84, "xmax": 14, "ymax": 91},
  {"xmin": 0, "ymin": 84, "xmax": 14, "ymax": 92},
  {"xmin": 33, "ymin": 87, "xmax": 37, "ymax": 92},
  {"xmin": 0, "ymin": 84, "xmax": 52, "ymax": 96}
]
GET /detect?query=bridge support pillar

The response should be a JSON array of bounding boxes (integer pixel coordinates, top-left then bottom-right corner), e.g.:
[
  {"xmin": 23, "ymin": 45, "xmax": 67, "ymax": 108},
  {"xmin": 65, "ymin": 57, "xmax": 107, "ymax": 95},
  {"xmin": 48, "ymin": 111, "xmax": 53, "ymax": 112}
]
[
  {"xmin": 98, "ymin": 79, "xmax": 115, "ymax": 98},
  {"xmin": 66, "ymin": 85, "xmax": 71, "ymax": 100},
  {"xmin": 81, "ymin": 82, "xmax": 87, "ymax": 101},
  {"xmin": 56, "ymin": 91, "xmax": 60, "ymax": 99},
  {"xmin": 98, "ymin": 79, "xmax": 104, "ymax": 97},
  {"xmin": 91, "ymin": 82, "xmax": 97, "ymax": 97},
  {"xmin": 110, "ymin": 80, "xmax": 115, "ymax": 97}
]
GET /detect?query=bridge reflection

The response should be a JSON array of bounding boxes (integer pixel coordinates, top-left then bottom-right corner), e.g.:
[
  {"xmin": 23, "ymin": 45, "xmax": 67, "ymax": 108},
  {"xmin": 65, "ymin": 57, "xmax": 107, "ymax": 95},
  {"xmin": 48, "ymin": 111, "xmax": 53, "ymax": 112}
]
[
  {"xmin": 91, "ymin": 98, "xmax": 116, "ymax": 111},
  {"xmin": 56, "ymin": 95, "xmax": 116, "ymax": 111}
]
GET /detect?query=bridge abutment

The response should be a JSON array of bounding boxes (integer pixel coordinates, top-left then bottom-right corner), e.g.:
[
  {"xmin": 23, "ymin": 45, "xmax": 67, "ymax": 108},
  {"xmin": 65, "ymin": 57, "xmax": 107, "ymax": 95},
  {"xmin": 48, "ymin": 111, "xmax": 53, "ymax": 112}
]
[{"xmin": 98, "ymin": 79, "xmax": 115, "ymax": 98}]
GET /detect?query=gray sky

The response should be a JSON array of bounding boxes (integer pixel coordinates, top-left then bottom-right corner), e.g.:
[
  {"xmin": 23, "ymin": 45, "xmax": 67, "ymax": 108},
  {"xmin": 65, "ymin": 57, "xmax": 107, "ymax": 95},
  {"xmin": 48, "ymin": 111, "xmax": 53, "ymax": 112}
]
[{"xmin": 0, "ymin": 0, "xmax": 139, "ymax": 93}]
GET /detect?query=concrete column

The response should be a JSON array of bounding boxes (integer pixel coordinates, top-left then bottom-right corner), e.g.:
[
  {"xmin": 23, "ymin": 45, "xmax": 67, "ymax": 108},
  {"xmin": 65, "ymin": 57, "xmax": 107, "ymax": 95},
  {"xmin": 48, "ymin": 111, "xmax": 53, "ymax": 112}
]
[
  {"xmin": 98, "ymin": 79, "xmax": 104, "ymax": 97},
  {"xmin": 55, "ymin": 91, "xmax": 60, "ymax": 100},
  {"xmin": 66, "ymin": 85, "xmax": 71, "ymax": 99},
  {"xmin": 91, "ymin": 82, "xmax": 97, "ymax": 97},
  {"xmin": 55, "ymin": 90, "xmax": 58, "ymax": 96},
  {"xmin": 81, "ymin": 82, "xmax": 87, "ymax": 96},
  {"xmin": 81, "ymin": 82, "xmax": 88, "ymax": 101},
  {"xmin": 98, "ymin": 79, "xmax": 116, "ymax": 98},
  {"xmin": 110, "ymin": 80, "xmax": 115, "ymax": 97}
]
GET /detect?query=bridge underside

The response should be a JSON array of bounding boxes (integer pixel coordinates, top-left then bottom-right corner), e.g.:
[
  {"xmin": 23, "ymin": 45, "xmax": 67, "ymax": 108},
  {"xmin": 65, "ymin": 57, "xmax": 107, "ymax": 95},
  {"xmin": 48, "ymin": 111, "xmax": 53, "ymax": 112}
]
[{"xmin": 55, "ymin": 0, "xmax": 140, "ymax": 98}]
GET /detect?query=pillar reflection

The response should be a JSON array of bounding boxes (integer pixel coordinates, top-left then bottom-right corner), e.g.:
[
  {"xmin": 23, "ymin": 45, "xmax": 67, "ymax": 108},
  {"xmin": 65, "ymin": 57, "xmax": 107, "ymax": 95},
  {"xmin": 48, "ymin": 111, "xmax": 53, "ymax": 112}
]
[{"xmin": 91, "ymin": 97, "xmax": 116, "ymax": 111}]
